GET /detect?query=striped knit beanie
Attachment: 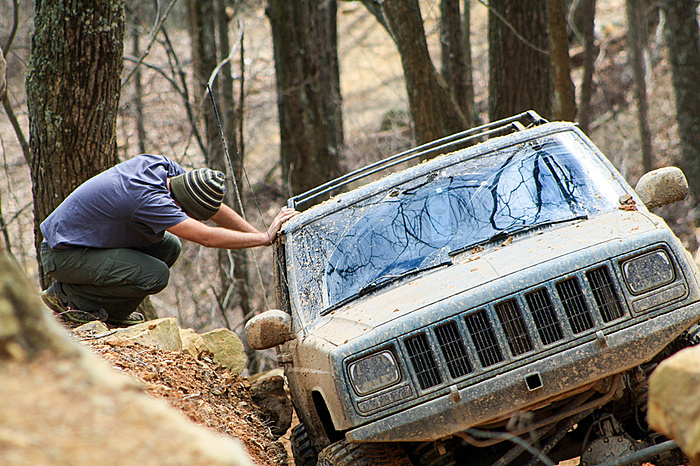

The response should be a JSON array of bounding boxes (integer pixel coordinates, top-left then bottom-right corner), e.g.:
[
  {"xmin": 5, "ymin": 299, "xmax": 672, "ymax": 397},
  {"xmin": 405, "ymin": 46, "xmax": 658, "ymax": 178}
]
[{"xmin": 170, "ymin": 168, "xmax": 226, "ymax": 220}]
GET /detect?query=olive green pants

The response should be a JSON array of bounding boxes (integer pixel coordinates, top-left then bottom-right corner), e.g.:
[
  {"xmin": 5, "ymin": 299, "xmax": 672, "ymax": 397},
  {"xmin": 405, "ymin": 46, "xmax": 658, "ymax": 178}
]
[{"xmin": 40, "ymin": 233, "xmax": 181, "ymax": 319}]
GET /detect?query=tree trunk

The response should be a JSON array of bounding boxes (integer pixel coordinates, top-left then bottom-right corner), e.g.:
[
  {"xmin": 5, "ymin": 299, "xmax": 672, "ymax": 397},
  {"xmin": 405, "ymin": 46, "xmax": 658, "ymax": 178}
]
[
  {"xmin": 576, "ymin": 0, "xmax": 597, "ymax": 134},
  {"xmin": 440, "ymin": 0, "xmax": 473, "ymax": 127},
  {"xmin": 26, "ymin": 0, "xmax": 124, "ymax": 288},
  {"xmin": 626, "ymin": 0, "xmax": 653, "ymax": 173},
  {"xmin": 376, "ymin": 0, "xmax": 468, "ymax": 145},
  {"xmin": 188, "ymin": 0, "xmax": 220, "ymax": 161},
  {"xmin": 488, "ymin": 0, "xmax": 551, "ymax": 121},
  {"xmin": 462, "ymin": 0, "xmax": 480, "ymax": 126},
  {"xmin": 266, "ymin": 0, "xmax": 343, "ymax": 201},
  {"xmin": 547, "ymin": 0, "xmax": 576, "ymax": 121},
  {"xmin": 662, "ymin": 0, "xmax": 700, "ymax": 204}
]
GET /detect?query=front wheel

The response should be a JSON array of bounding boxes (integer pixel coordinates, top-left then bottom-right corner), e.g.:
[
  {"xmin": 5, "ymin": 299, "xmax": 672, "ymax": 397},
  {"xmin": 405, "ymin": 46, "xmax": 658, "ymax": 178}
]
[
  {"xmin": 318, "ymin": 440, "xmax": 412, "ymax": 466},
  {"xmin": 291, "ymin": 423, "xmax": 318, "ymax": 466}
]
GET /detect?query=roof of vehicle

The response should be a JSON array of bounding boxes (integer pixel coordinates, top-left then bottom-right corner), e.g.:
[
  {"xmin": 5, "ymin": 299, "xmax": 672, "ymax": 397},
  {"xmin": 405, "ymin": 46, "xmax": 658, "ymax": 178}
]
[
  {"xmin": 288, "ymin": 111, "xmax": 548, "ymax": 211},
  {"xmin": 283, "ymin": 116, "xmax": 593, "ymax": 233}
]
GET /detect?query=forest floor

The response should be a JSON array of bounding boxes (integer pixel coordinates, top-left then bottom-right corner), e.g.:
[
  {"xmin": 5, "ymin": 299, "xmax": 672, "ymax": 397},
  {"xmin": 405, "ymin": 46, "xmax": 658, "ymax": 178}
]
[{"xmin": 65, "ymin": 319, "xmax": 292, "ymax": 466}]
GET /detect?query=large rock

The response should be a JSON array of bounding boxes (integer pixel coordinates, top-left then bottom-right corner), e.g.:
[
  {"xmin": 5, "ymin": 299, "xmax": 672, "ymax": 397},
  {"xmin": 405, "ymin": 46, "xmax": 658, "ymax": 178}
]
[
  {"xmin": 0, "ymin": 252, "xmax": 254, "ymax": 466},
  {"xmin": 105, "ymin": 317, "xmax": 183, "ymax": 352},
  {"xmin": 200, "ymin": 328, "xmax": 247, "ymax": 375},
  {"xmin": 250, "ymin": 374, "xmax": 293, "ymax": 438},
  {"xmin": 180, "ymin": 327, "xmax": 208, "ymax": 358},
  {"xmin": 648, "ymin": 345, "xmax": 700, "ymax": 464}
]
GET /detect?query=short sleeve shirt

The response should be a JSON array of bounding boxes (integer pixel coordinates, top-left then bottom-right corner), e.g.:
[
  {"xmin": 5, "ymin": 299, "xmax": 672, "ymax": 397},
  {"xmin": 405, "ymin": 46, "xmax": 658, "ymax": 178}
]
[{"xmin": 41, "ymin": 154, "xmax": 190, "ymax": 249}]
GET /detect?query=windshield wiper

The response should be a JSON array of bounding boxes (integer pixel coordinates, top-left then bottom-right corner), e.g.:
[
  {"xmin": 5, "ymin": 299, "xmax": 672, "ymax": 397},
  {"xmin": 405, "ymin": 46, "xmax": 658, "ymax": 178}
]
[
  {"xmin": 358, "ymin": 260, "xmax": 452, "ymax": 296},
  {"xmin": 449, "ymin": 214, "xmax": 588, "ymax": 257},
  {"xmin": 320, "ymin": 260, "xmax": 451, "ymax": 316}
]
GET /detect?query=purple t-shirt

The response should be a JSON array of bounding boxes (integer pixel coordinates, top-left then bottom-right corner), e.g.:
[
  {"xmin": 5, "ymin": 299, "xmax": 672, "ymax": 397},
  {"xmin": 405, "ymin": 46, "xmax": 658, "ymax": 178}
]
[{"xmin": 41, "ymin": 154, "xmax": 190, "ymax": 249}]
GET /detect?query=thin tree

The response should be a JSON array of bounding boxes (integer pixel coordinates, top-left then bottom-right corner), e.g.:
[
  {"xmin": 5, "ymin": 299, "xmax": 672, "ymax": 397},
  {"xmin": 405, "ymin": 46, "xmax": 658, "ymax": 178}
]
[
  {"xmin": 462, "ymin": 0, "xmax": 480, "ymax": 126},
  {"xmin": 128, "ymin": 6, "xmax": 147, "ymax": 154},
  {"xmin": 626, "ymin": 0, "xmax": 653, "ymax": 173},
  {"xmin": 188, "ymin": 0, "xmax": 256, "ymax": 333},
  {"xmin": 26, "ymin": 0, "xmax": 125, "ymax": 288},
  {"xmin": 488, "ymin": 0, "xmax": 551, "ymax": 121},
  {"xmin": 266, "ymin": 0, "xmax": 344, "ymax": 199},
  {"xmin": 575, "ymin": 0, "xmax": 598, "ymax": 134},
  {"xmin": 216, "ymin": 0, "xmax": 252, "ymax": 323},
  {"xmin": 547, "ymin": 0, "xmax": 576, "ymax": 121},
  {"xmin": 661, "ymin": 0, "xmax": 700, "ymax": 204},
  {"xmin": 361, "ymin": 0, "xmax": 469, "ymax": 145},
  {"xmin": 440, "ymin": 0, "xmax": 474, "ymax": 127}
]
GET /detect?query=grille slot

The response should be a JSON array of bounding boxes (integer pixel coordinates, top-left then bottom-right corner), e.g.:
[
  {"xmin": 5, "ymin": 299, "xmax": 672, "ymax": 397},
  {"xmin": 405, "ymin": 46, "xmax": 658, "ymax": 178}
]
[
  {"xmin": 435, "ymin": 322, "xmax": 473, "ymax": 378},
  {"xmin": 464, "ymin": 310, "xmax": 504, "ymax": 367},
  {"xmin": 525, "ymin": 288, "xmax": 564, "ymax": 345},
  {"xmin": 556, "ymin": 277, "xmax": 595, "ymax": 333},
  {"xmin": 494, "ymin": 299, "xmax": 533, "ymax": 356},
  {"xmin": 404, "ymin": 333, "xmax": 442, "ymax": 390},
  {"xmin": 587, "ymin": 266, "xmax": 624, "ymax": 322}
]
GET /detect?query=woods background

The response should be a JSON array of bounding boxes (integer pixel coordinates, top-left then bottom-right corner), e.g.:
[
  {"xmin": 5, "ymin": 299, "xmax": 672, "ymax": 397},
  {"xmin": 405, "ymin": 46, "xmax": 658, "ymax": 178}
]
[{"xmin": 1, "ymin": 0, "xmax": 699, "ymax": 373}]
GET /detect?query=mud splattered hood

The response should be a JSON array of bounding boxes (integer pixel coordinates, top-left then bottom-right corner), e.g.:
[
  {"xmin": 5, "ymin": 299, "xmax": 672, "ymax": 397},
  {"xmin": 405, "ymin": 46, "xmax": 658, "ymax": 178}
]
[{"xmin": 307, "ymin": 210, "xmax": 662, "ymax": 346}]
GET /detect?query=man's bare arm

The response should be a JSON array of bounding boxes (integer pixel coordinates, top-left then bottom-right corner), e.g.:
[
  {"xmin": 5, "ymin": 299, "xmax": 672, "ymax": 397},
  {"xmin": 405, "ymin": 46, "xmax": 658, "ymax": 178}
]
[{"xmin": 167, "ymin": 207, "xmax": 298, "ymax": 249}]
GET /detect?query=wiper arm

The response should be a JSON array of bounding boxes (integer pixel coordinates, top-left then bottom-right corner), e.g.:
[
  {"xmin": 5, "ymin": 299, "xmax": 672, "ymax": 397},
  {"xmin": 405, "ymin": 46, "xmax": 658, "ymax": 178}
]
[
  {"xmin": 359, "ymin": 260, "xmax": 452, "ymax": 296},
  {"xmin": 449, "ymin": 214, "xmax": 588, "ymax": 257},
  {"xmin": 320, "ymin": 260, "xmax": 451, "ymax": 316}
]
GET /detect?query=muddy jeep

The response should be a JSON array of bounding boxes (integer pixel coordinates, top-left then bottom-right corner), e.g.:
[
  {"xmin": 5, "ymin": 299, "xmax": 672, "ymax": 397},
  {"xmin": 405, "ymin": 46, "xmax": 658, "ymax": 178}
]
[{"xmin": 246, "ymin": 112, "xmax": 700, "ymax": 465}]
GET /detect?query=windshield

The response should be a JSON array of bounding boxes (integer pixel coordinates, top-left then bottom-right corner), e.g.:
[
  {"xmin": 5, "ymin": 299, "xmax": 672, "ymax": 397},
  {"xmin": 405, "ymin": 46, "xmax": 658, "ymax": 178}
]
[{"xmin": 288, "ymin": 132, "xmax": 628, "ymax": 320}]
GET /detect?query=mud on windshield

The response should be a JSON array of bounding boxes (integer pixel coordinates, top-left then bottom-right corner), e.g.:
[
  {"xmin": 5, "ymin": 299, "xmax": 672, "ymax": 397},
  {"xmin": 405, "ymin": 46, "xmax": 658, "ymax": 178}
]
[{"xmin": 287, "ymin": 132, "xmax": 628, "ymax": 321}]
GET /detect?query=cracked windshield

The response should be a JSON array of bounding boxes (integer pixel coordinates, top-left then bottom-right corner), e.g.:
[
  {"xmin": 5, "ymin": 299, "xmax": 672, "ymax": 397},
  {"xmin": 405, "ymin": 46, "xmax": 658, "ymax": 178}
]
[{"xmin": 289, "ymin": 132, "xmax": 627, "ymax": 320}]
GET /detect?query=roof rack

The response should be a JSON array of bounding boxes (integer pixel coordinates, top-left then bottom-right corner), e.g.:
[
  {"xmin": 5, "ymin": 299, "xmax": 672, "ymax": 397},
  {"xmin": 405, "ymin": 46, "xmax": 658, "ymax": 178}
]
[{"xmin": 288, "ymin": 110, "xmax": 546, "ymax": 209}]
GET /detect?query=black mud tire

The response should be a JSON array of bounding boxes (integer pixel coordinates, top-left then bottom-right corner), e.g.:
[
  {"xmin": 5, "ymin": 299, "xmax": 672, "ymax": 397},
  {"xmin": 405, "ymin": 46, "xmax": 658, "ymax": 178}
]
[
  {"xmin": 291, "ymin": 423, "xmax": 319, "ymax": 466},
  {"xmin": 318, "ymin": 440, "xmax": 413, "ymax": 466}
]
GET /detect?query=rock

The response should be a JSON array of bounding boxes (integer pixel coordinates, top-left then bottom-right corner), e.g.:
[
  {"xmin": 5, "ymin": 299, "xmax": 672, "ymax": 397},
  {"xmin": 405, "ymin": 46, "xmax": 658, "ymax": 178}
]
[
  {"xmin": 73, "ymin": 321, "xmax": 110, "ymax": 336},
  {"xmin": 180, "ymin": 327, "xmax": 208, "ymax": 358},
  {"xmin": 250, "ymin": 374, "xmax": 293, "ymax": 438},
  {"xmin": 248, "ymin": 367, "xmax": 285, "ymax": 384},
  {"xmin": 647, "ymin": 345, "xmax": 700, "ymax": 464},
  {"xmin": 200, "ymin": 328, "xmax": 247, "ymax": 375},
  {"xmin": 105, "ymin": 317, "xmax": 183, "ymax": 352},
  {"xmin": 0, "ymin": 251, "xmax": 255, "ymax": 466}
]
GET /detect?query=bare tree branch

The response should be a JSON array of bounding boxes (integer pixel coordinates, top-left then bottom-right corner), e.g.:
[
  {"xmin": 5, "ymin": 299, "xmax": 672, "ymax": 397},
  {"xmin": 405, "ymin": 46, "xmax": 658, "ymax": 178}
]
[{"xmin": 121, "ymin": 0, "xmax": 179, "ymax": 89}]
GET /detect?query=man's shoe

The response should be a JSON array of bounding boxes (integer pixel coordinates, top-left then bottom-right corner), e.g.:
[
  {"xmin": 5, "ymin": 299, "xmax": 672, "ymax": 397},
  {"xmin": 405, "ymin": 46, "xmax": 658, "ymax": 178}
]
[
  {"xmin": 106, "ymin": 311, "xmax": 145, "ymax": 327},
  {"xmin": 41, "ymin": 282, "xmax": 71, "ymax": 313},
  {"xmin": 41, "ymin": 283, "xmax": 108, "ymax": 323},
  {"xmin": 59, "ymin": 308, "xmax": 109, "ymax": 324}
]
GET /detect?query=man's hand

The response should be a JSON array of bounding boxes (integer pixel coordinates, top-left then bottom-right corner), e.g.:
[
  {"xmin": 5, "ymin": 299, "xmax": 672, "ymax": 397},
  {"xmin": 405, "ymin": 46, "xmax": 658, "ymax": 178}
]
[{"xmin": 265, "ymin": 207, "xmax": 299, "ymax": 244}]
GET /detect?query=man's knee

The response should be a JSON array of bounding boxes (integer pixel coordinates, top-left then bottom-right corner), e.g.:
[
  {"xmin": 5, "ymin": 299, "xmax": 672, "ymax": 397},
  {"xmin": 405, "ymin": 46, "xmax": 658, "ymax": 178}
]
[
  {"xmin": 145, "ymin": 233, "xmax": 182, "ymax": 267},
  {"xmin": 144, "ymin": 262, "xmax": 171, "ymax": 294}
]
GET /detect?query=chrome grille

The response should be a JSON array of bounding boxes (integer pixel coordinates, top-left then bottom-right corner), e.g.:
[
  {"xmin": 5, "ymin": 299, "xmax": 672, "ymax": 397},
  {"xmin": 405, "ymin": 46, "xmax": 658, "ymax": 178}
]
[
  {"xmin": 396, "ymin": 264, "xmax": 634, "ymax": 392},
  {"xmin": 494, "ymin": 299, "xmax": 533, "ymax": 356},
  {"xmin": 587, "ymin": 267, "xmax": 624, "ymax": 322},
  {"xmin": 405, "ymin": 333, "xmax": 442, "ymax": 389},
  {"xmin": 556, "ymin": 277, "xmax": 595, "ymax": 333},
  {"xmin": 435, "ymin": 322, "xmax": 473, "ymax": 378},
  {"xmin": 464, "ymin": 310, "xmax": 503, "ymax": 367},
  {"xmin": 525, "ymin": 288, "xmax": 564, "ymax": 345}
]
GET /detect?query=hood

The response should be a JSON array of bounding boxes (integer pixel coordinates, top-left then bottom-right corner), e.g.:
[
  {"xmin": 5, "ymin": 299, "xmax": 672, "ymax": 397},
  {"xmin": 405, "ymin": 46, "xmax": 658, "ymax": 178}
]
[{"xmin": 309, "ymin": 210, "xmax": 661, "ymax": 346}]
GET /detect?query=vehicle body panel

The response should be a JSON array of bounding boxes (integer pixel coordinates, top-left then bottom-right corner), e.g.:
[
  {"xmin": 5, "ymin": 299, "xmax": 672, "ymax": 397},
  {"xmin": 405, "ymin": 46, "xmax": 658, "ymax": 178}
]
[{"xmin": 272, "ymin": 117, "xmax": 700, "ymax": 456}]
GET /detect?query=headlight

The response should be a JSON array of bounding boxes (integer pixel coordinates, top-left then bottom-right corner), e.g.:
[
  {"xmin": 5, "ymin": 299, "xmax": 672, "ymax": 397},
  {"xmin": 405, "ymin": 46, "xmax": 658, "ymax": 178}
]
[
  {"xmin": 348, "ymin": 350, "xmax": 400, "ymax": 395},
  {"xmin": 622, "ymin": 249, "xmax": 675, "ymax": 294}
]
